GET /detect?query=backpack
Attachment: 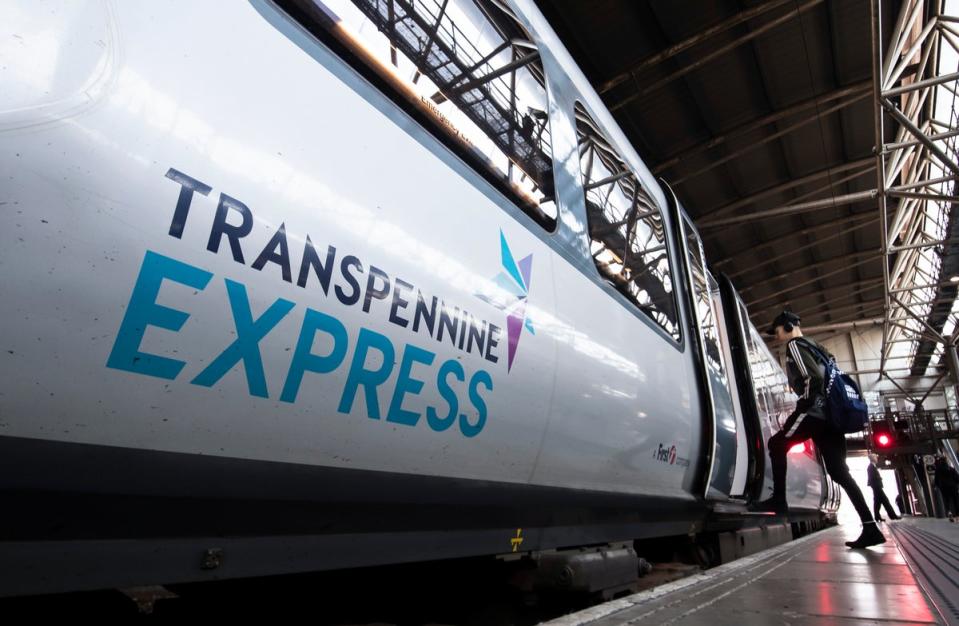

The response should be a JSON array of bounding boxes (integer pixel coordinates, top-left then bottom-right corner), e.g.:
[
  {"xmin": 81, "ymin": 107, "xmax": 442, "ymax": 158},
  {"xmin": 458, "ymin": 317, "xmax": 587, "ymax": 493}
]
[{"xmin": 795, "ymin": 338, "xmax": 869, "ymax": 433}]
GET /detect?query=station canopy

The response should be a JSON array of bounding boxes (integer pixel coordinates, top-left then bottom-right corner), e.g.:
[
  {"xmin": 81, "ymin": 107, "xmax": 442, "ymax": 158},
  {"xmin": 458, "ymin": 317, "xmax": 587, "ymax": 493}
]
[{"xmin": 537, "ymin": 0, "xmax": 959, "ymax": 388}]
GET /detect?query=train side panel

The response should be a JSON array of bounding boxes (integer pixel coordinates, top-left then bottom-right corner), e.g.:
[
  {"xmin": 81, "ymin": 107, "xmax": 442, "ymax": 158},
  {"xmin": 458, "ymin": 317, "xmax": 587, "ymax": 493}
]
[
  {"xmin": 2, "ymin": 0, "xmax": 563, "ymax": 483},
  {"xmin": 0, "ymin": 0, "xmax": 707, "ymax": 503},
  {"xmin": 530, "ymin": 257, "xmax": 701, "ymax": 498}
]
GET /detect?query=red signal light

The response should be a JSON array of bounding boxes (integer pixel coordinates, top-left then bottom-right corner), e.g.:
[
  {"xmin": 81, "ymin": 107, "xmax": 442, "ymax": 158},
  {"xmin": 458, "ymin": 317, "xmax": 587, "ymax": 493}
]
[
  {"xmin": 789, "ymin": 442, "xmax": 806, "ymax": 454},
  {"xmin": 871, "ymin": 422, "xmax": 894, "ymax": 449}
]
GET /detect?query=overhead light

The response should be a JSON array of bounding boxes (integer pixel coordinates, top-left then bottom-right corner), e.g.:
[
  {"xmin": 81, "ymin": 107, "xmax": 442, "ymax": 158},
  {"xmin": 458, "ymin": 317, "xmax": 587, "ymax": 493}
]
[{"xmin": 950, "ymin": 275, "xmax": 959, "ymax": 282}]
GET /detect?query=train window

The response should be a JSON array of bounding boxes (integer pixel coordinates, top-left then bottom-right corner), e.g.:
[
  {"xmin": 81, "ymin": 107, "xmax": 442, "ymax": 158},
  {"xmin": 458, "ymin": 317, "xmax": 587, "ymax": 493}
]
[
  {"xmin": 683, "ymin": 221, "xmax": 727, "ymax": 382},
  {"xmin": 573, "ymin": 103, "xmax": 680, "ymax": 340},
  {"xmin": 279, "ymin": 0, "xmax": 557, "ymax": 230},
  {"xmin": 740, "ymin": 304, "xmax": 776, "ymax": 423}
]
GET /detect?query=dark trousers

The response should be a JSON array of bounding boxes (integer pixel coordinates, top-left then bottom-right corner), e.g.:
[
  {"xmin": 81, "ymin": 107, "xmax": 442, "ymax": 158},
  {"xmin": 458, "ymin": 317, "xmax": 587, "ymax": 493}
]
[
  {"xmin": 943, "ymin": 487, "xmax": 959, "ymax": 516},
  {"xmin": 769, "ymin": 416, "xmax": 874, "ymax": 524},
  {"xmin": 871, "ymin": 486, "xmax": 897, "ymax": 520}
]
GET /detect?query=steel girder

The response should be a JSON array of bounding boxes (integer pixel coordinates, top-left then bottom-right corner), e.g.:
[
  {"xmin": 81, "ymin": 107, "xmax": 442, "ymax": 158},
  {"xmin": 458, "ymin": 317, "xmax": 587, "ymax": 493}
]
[{"xmin": 873, "ymin": 0, "xmax": 959, "ymax": 390}]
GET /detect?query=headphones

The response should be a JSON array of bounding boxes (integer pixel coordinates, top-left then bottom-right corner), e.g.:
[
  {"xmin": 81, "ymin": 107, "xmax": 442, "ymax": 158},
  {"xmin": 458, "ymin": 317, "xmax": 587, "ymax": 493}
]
[
  {"xmin": 782, "ymin": 310, "xmax": 800, "ymax": 332},
  {"xmin": 769, "ymin": 310, "xmax": 801, "ymax": 336}
]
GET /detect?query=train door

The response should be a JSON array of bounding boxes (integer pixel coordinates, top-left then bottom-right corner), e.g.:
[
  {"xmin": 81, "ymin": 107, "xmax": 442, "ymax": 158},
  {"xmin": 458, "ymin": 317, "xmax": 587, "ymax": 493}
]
[
  {"xmin": 711, "ymin": 285, "xmax": 751, "ymax": 497},
  {"xmin": 718, "ymin": 276, "xmax": 774, "ymax": 501},
  {"xmin": 679, "ymin": 215, "xmax": 742, "ymax": 500}
]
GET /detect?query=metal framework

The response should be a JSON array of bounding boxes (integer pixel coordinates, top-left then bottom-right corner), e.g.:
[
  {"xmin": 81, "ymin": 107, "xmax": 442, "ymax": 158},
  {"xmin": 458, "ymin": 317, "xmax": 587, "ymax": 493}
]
[
  {"xmin": 603, "ymin": 0, "xmax": 826, "ymax": 112},
  {"xmin": 351, "ymin": 0, "xmax": 555, "ymax": 195},
  {"xmin": 872, "ymin": 0, "xmax": 959, "ymax": 390}
]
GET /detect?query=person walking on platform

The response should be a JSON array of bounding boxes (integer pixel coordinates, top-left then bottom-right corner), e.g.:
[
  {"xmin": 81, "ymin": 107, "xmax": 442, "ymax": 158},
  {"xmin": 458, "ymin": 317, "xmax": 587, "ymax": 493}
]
[
  {"xmin": 751, "ymin": 310, "xmax": 886, "ymax": 549},
  {"xmin": 934, "ymin": 455, "xmax": 959, "ymax": 521},
  {"xmin": 867, "ymin": 454, "xmax": 900, "ymax": 522}
]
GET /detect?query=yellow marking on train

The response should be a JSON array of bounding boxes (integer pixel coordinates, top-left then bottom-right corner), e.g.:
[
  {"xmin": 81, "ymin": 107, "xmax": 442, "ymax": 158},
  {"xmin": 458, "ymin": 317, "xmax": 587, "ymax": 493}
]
[{"xmin": 510, "ymin": 528, "xmax": 524, "ymax": 552}]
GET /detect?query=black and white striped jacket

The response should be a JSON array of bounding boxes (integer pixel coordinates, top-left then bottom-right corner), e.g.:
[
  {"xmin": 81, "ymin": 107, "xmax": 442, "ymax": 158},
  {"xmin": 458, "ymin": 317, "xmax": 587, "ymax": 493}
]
[{"xmin": 782, "ymin": 337, "xmax": 831, "ymax": 429}]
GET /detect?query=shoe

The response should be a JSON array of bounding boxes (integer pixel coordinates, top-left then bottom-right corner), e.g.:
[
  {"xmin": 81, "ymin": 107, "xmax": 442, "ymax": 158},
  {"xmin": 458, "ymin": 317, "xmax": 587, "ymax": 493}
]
[
  {"xmin": 890, "ymin": 515, "xmax": 901, "ymax": 520},
  {"xmin": 749, "ymin": 496, "xmax": 788, "ymax": 515},
  {"xmin": 845, "ymin": 523, "xmax": 886, "ymax": 549}
]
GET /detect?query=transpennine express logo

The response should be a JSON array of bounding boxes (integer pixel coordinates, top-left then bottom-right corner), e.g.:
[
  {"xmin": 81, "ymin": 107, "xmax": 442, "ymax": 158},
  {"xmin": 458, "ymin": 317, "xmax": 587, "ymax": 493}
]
[{"xmin": 476, "ymin": 230, "xmax": 535, "ymax": 372}]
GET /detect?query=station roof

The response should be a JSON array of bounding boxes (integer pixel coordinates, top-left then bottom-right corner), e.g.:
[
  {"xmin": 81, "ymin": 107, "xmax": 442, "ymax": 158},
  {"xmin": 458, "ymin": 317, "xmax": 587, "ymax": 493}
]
[
  {"xmin": 536, "ymin": 0, "xmax": 902, "ymax": 340},
  {"xmin": 540, "ymin": 0, "xmax": 898, "ymax": 326},
  {"xmin": 536, "ymin": 0, "xmax": 959, "ymax": 391}
]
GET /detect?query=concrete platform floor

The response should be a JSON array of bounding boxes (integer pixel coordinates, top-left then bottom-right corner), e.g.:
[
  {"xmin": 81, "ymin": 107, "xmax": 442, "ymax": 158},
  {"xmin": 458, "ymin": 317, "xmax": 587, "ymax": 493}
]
[{"xmin": 544, "ymin": 519, "xmax": 955, "ymax": 625}]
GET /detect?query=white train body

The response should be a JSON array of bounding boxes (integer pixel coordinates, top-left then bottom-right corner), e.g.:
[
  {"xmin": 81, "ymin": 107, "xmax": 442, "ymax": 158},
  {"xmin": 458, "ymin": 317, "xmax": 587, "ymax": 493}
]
[{"xmin": 0, "ymin": 0, "xmax": 836, "ymax": 596}]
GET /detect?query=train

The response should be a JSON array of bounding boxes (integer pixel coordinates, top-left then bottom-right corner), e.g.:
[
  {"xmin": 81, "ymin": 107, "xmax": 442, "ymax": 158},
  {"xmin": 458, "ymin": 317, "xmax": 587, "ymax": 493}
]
[{"xmin": 0, "ymin": 0, "xmax": 839, "ymax": 597}]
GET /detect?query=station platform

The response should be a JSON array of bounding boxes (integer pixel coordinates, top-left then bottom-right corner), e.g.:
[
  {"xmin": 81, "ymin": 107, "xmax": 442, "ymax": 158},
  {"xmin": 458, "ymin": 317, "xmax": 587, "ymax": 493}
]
[{"xmin": 545, "ymin": 518, "xmax": 959, "ymax": 626}]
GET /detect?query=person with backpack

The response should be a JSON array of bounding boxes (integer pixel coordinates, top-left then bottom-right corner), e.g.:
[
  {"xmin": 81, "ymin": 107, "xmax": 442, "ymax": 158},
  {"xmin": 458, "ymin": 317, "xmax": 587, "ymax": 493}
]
[{"xmin": 751, "ymin": 310, "xmax": 885, "ymax": 549}]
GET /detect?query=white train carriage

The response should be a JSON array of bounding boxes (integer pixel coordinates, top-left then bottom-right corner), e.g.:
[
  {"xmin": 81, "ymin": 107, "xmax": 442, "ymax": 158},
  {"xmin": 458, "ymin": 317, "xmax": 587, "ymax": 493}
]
[{"xmin": 0, "ymin": 0, "xmax": 836, "ymax": 596}]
